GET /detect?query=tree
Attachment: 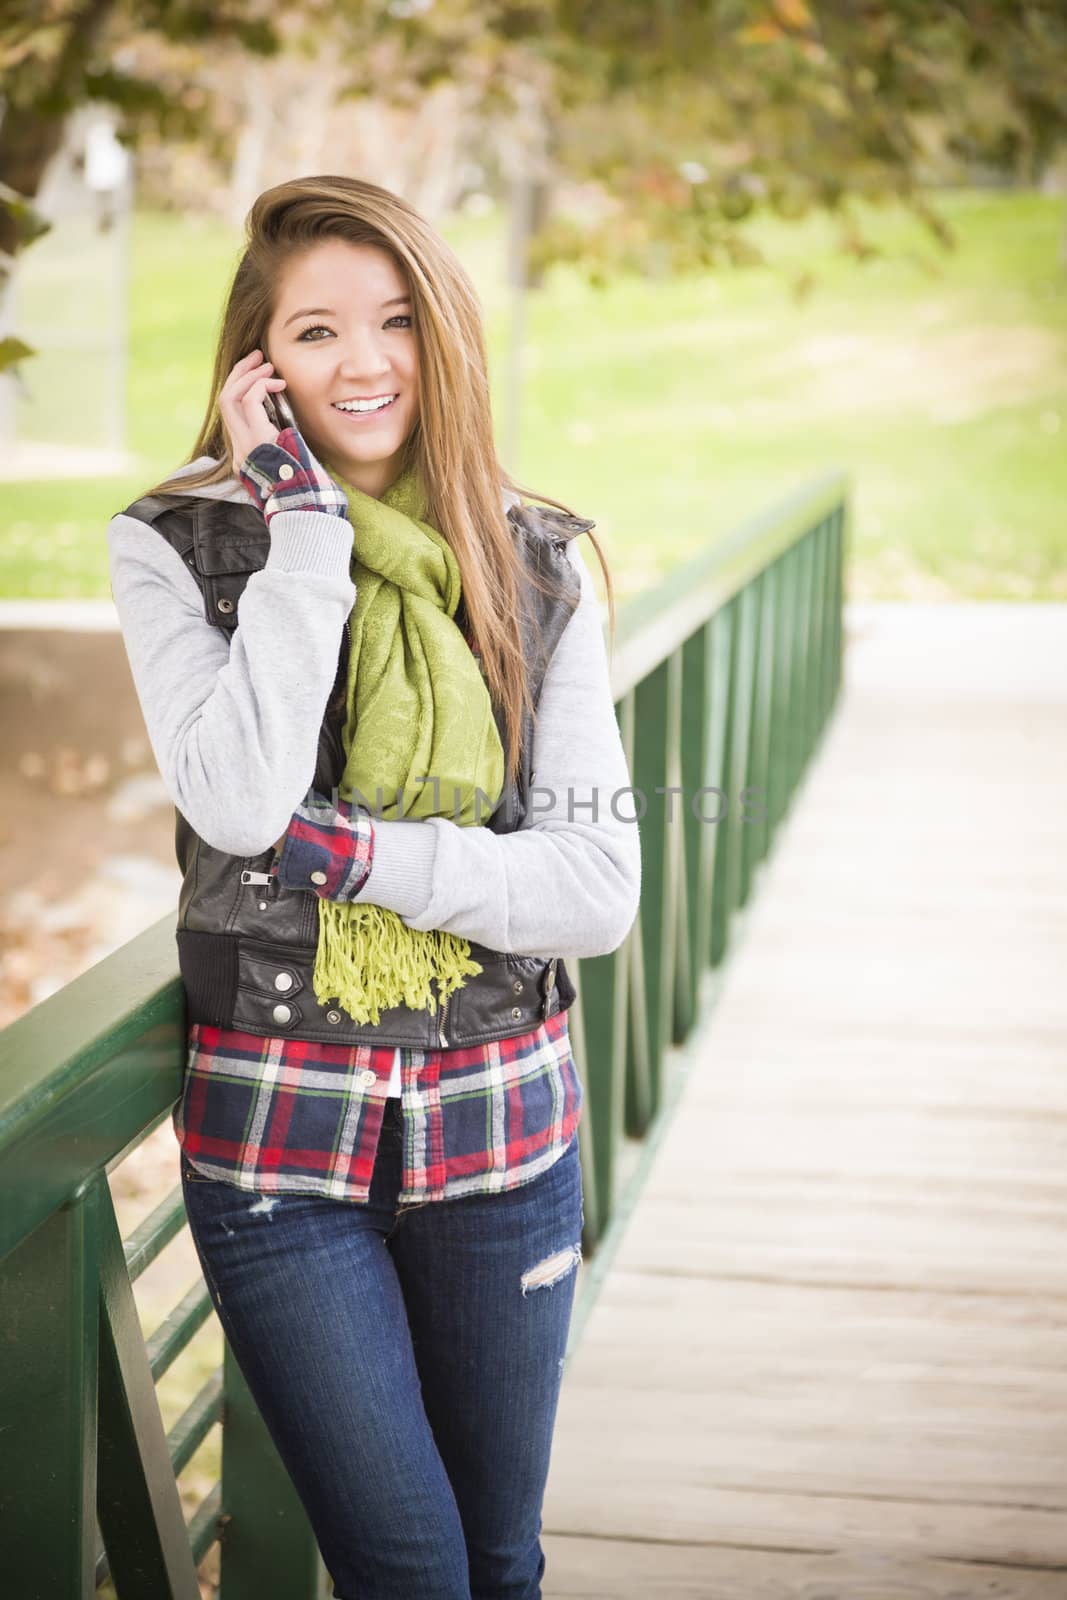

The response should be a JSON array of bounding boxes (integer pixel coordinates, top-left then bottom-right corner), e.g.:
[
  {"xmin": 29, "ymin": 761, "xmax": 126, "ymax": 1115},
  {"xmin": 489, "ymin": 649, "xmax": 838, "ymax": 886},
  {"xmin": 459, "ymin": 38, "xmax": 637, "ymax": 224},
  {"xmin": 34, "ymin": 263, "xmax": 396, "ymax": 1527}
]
[
  {"xmin": 360, "ymin": 0, "xmax": 1067, "ymax": 279},
  {"xmin": 2, "ymin": 0, "xmax": 1066, "ymax": 356},
  {"xmin": 0, "ymin": 1, "xmax": 280, "ymax": 241},
  {"xmin": 0, "ymin": 1, "xmax": 283, "ymax": 369}
]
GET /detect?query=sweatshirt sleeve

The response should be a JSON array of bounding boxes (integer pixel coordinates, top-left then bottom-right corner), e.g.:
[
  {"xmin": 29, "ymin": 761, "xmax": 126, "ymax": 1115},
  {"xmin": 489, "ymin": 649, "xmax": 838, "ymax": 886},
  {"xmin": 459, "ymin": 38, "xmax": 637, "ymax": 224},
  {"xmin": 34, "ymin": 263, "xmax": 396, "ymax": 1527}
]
[
  {"xmin": 107, "ymin": 506, "xmax": 355, "ymax": 856},
  {"xmin": 344, "ymin": 537, "xmax": 642, "ymax": 959}
]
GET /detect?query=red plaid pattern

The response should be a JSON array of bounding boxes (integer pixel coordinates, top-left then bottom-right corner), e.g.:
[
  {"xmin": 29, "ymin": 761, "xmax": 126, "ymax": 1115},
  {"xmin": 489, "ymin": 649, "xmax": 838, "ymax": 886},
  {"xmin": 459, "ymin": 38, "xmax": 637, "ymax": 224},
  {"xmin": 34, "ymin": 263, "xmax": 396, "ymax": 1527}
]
[
  {"xmin": 174, "ymin": 1009, "xmax": 582, "ymax": 1203},
  {"xmin": 271, "ymin": 788, "xmax": 374, "ymax": 898},
  {"xmin": 239, "ymin": 426, "xmax": 349, "ymax": 524}
]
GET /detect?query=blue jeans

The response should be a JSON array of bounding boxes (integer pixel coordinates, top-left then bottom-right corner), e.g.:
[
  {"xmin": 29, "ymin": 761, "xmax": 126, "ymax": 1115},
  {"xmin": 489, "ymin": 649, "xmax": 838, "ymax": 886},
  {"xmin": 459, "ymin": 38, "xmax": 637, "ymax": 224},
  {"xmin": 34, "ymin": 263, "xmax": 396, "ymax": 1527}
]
[{"xmin": 180, "ymin": 1097, "xmax": 584, "ymax": 1600}]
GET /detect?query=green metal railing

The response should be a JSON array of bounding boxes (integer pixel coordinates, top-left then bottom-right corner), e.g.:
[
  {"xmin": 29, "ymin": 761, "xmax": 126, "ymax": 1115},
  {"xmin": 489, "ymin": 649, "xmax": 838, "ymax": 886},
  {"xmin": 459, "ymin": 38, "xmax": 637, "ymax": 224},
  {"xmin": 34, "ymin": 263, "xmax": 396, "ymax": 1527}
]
[
  {"xmin": 569, "ymin": 470, "xmax": 847, "ymax": 1242},
  {"xmin": 0, "ymin": 472, "xmax": 847, "ymax": 1598}
]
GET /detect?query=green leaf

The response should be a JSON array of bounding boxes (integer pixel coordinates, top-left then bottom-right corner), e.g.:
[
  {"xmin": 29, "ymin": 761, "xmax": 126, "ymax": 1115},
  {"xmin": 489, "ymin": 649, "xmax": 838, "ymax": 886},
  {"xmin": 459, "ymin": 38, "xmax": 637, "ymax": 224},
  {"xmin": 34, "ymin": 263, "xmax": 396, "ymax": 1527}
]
[
  {"xmin": 0, "ymin": 185, "xmax": 52, "ymax": 252},
  {"xmin": 0, "ymin": 335, "xmax": 36, "ymax": 375}
]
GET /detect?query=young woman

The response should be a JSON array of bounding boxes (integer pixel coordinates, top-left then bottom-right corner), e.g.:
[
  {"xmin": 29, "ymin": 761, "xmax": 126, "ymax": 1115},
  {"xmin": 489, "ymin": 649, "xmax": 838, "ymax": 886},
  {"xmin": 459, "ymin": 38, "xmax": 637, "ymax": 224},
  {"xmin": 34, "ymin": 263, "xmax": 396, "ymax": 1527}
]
[{"xmin": 107, "ymin": 174, "xmax": 641, "ymax": 1600}]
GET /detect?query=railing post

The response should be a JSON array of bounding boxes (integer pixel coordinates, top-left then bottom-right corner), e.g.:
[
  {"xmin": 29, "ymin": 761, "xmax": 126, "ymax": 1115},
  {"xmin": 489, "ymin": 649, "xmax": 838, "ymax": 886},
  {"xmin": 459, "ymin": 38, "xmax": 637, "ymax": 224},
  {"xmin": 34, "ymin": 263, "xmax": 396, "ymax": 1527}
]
[
  {"xmin": 96, "ymin": 1172, "xmax": 201, "ymax": 1598},
  {"xmin": 739, "ymin": 568, "xmax": 768, "ymax": 907},
  {"xmin": 781, "ymin": 541, "xmax": 804, "ymax": 796},
  {"xmin": 571, "ymin": 937, "xmax": 629, "ymax": 1246},
  {"xmin": 831, "ymin": 500, "xmax": 847, "ymax": 703},
  {"xmin": 219, "ymin": 1345, "xmax": 327, "ymax": 1600},
  {"xmin": 630, "ymin": 656, "xmax": 682, "ymax": 1117},
  {"xmin": 712, "ymin": 585, "xmax": 758, "ymax": 962},
  {"xmin": 769, "ymin": 544, "xmax": 797, "ymax": 834},
  {"xmin": 808, "ymin": 518, "xmax": 829, "ymax": 757},
  {"xmin": 567, "ymin": 980, "xmax": 598, "ymax": 1249},
  {"xmin": 709, "ymin": 601, "xmax": 734, "ymax": 968},
  {"xmin": 798, "ymin": 529, "xmax": 819, "ymax": 774},
  {"xmin": 624, "ymin": 890, "xmax": 653, "ymax": 1140},
  {"xmin": 0, "ymin": 1180, "xmax": 101, "ymax": 1598},
  {"xmin": 675, "ymin": 624, "xmax": 706, "ymax": 1040},
  {"xmin": 676, "ymin": 606, "xmax": 728, "ymax": 1034},
  {"xmin": 814, "ymin": 515, "xmax": 834, "ymax": 732},
  {"xmin": 615, "ymin": 686, "xmax": 652, "ymax": 1143}
]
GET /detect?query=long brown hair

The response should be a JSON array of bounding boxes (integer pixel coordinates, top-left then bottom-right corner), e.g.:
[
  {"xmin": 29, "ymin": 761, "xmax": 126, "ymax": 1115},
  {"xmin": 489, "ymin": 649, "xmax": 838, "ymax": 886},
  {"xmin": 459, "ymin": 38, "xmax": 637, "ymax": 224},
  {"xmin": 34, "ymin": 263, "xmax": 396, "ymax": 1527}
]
[{"xmin": 150, "ymin": 174, "xmax": 617, "ymax": 788}]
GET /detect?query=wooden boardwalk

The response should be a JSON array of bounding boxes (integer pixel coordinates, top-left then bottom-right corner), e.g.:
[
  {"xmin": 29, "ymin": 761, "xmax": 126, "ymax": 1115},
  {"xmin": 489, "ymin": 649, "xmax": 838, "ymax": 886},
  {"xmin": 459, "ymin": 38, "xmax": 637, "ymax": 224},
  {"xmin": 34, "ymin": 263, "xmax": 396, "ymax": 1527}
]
[{"xmin": 542, "ymin": 602, "xmax": 1067, "ymax": 1598}]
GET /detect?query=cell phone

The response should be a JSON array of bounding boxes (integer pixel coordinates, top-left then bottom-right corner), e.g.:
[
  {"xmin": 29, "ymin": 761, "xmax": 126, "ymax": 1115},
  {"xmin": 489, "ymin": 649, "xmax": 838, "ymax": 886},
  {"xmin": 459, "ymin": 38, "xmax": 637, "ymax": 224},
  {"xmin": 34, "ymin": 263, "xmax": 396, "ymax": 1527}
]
[{"xmin": 263, "ymin": 389, "xmax": 295, "ymax": 431}]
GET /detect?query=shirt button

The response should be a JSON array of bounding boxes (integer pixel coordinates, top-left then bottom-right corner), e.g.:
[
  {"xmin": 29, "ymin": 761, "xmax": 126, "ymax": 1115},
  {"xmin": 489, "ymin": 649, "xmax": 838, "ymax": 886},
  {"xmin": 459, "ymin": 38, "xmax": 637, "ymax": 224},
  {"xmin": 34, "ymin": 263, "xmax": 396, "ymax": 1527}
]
[
  {"xmin": 272, "ymin": 1003, "xmax": 292, "ymax": 1025},
  {"xmin": 359, "ymin": 1068, "xmax": 376, "ymax": 1088},
  {"xmin": 310, "ymin": 869, "xmax": 328, "ymax": 885},
  {"xmin": 278, "ymin": 463, "xmax": 295, "ymax": 480},
  {"xmin": 274, "ymin": 971, "xmax": 294, "ymax": 991}
]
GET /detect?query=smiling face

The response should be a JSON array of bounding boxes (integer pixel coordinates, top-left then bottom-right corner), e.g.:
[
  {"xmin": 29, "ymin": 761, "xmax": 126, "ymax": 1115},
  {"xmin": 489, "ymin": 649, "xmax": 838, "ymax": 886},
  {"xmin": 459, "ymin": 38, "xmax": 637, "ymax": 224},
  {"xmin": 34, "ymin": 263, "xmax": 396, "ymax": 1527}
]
[{"xmin": 265, "ymin": 237, "xmax": 419, "ymax": 499}]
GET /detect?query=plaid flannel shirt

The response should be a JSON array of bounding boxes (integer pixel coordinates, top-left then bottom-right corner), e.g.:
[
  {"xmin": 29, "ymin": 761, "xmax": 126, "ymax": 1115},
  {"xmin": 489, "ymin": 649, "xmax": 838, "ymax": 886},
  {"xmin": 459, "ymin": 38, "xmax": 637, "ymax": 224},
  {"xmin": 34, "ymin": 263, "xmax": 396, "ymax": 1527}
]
[{"xmin": 174, "ymin": 426, "xmax": 583, "ymax": 1203}]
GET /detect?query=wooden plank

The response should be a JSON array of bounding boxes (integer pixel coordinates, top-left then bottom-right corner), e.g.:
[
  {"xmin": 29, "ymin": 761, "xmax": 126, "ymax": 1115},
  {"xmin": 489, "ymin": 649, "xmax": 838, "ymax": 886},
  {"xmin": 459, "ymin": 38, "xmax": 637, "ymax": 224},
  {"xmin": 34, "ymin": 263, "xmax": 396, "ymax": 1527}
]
[
  {"xmin": 542, "ymin": 1535, "xmax": 1067, "ymax": 1598},
  {"xmin": 546, "ymin": 604, "xmax": 1067, "ymax": 1594}
]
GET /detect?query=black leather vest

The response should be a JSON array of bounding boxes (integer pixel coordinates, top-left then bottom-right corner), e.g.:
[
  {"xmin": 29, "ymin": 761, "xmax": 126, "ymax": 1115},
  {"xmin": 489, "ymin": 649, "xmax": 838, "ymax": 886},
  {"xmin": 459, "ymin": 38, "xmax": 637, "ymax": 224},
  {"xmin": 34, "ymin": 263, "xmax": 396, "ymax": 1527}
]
[{"xmin": 123, "ymin": 487, "xmax": 593, "ymax": 1049}]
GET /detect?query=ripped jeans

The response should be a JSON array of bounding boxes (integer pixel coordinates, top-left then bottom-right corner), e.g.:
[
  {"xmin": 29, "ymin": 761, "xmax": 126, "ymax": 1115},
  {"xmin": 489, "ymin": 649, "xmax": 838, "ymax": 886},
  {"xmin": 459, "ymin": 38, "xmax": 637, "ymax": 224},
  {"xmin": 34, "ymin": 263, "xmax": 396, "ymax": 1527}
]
[{"xmin": 180, "ymin": 1095, "xmax": 584, "ymax": 1600}]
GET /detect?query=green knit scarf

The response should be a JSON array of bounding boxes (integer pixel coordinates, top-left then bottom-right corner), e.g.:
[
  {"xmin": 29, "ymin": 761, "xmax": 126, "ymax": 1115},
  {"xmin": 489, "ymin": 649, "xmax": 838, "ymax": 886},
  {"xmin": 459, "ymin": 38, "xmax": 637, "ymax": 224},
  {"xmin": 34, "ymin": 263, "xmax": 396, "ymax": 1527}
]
[{"xmin": 312, "ymin": 461, "xmax": 505, "ymax": 1025}]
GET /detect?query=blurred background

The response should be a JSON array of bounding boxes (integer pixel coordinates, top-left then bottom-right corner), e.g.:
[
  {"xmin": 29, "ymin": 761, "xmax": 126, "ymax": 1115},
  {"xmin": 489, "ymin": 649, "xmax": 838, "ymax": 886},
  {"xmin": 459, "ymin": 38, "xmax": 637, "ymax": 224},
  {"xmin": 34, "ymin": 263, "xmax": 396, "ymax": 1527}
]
[
  {"xmin": 1, "ymin": 4, "xmax": 1065, "ymax": 1593},
  {"xmin": 2, "ymin": 2, "xmax": 1065, "ymax": 1022}
]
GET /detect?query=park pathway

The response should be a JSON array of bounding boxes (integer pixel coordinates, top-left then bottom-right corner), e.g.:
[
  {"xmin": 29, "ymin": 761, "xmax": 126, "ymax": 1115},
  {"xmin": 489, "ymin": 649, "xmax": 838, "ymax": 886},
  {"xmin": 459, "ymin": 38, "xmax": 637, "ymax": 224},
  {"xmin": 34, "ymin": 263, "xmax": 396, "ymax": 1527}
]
[{"xmin": 541, "ymin": 601, "xmax": 1067, "ymax": 1599}]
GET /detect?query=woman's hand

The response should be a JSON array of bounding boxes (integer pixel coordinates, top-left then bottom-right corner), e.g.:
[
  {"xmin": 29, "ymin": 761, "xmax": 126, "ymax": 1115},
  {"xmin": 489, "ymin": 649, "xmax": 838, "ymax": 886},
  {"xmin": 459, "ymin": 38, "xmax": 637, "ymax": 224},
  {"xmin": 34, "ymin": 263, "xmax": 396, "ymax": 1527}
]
[{"xmin": 219, "ymin": 349, "xmax": 289, "ymax": 476}]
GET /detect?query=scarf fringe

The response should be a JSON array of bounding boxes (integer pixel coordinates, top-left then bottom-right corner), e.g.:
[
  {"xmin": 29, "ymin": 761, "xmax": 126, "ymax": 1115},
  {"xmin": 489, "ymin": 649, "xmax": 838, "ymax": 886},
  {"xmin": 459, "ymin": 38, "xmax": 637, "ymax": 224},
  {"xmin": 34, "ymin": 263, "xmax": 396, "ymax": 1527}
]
[{"xmin": 313, "ymin": 899, "xmax": 484, "ymax": 1026}]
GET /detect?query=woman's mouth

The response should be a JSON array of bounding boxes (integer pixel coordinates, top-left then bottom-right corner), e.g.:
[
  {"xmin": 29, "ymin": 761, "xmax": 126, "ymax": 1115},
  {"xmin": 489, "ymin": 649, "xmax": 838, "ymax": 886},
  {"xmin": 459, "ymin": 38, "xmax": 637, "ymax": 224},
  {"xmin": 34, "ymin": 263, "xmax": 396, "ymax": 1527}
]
[{"xmin": 332, "ymin": 395, "xmax": 398, "ymax": 422}]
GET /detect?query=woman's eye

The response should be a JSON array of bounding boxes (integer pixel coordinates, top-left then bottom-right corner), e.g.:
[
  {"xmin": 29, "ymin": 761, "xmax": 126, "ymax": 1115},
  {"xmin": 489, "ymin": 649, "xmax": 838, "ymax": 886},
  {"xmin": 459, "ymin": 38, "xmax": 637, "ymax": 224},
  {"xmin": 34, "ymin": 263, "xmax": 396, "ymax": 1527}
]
[{"xmin": 296, "ymin": 317, "xmax": 412, "ymax": 341}]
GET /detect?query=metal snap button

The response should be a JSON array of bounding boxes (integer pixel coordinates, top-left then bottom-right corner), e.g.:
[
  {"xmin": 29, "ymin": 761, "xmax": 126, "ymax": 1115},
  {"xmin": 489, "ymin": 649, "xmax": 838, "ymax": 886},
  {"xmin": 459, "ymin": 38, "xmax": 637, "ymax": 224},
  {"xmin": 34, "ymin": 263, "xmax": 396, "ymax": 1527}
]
[
  {"xmin": 511, "ymin": 1007, "xmax": 522, "ymax": 1020},
  {"xmin": 278, "ymin": 463, "xmax": 295, "ymax": 480},
  {"xmin": 272, "ymin": 1003, "xmax": 292, "ymax": 1025},
  {"xmin": 310, "ymin": 869, "xmax": 328, "ymax": 885},
  {"xmin": 216, "ymin": 596, "xmax": 235, "ymax": 614},
  {"xmin": 274, "ymin": 971, "xmax": 294, "ymax": 992},
  {"xmin": 325, "ymin": 1009, "xmax": 342, "ymax": 1024},
  {"xmin": 258, "ymin": 900, "xmax": 268, "ymax": 910},
  {"xmin": 512, "ymin": 979, "xmax": 524, "ymax": 994}
]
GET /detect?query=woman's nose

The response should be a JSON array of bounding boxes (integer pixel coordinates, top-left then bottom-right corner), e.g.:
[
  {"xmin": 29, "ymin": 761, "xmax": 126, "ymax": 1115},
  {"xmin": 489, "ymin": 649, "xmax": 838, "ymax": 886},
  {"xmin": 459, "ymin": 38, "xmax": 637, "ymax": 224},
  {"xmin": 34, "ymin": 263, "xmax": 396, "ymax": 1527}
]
[{"xmin": 337, "ymin": 333, "xmax": 391, "ymax": 378}]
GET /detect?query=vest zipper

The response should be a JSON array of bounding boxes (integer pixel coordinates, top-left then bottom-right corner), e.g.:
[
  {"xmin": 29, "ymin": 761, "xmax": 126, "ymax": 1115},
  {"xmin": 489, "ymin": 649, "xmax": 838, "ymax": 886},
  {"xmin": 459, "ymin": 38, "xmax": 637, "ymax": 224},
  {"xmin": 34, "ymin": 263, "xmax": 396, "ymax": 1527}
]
[
  {"xmin": 437, "ymin": 985, "xmax": 450, "ymax": 1048},
  {"xmin": 542, "ymin": 957, "xmax": 558, "ymax": 1020}
]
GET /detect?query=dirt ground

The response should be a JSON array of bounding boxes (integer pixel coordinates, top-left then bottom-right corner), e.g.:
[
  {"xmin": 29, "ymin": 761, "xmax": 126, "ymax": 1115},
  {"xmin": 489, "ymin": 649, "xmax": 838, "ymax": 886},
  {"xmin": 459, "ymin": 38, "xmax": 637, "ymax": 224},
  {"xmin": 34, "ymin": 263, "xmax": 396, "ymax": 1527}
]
[{"xmin": 0, "ymin": 625, "xmax": 181, "ymax": 1023}]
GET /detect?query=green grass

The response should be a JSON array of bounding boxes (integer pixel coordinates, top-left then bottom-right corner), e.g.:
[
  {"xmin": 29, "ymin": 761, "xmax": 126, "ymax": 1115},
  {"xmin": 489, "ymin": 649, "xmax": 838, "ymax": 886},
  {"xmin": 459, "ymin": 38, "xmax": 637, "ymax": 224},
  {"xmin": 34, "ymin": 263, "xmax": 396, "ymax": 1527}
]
[{"xmin": 3, "ymin": 189, "xmax": 1065, "ymax": 599}]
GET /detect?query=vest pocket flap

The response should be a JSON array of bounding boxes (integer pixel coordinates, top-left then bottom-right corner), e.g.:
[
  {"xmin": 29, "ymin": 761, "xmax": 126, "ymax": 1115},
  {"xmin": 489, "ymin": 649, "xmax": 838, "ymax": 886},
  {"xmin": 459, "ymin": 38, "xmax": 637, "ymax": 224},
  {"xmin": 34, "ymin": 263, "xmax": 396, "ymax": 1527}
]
[
  {"xmin": 238, "ymin": 946, "xmax": 307, "ymax": 1000},
  {"xmin": 193, "ymin": 532, "xmax": 270, "ymax": 575},
  {"xmin": 190, "ymin": 504, "xmax": 270, "ymax": 628},
  {"xmin": 192, "ymin": 501, "xmax": 270, "ymax": 575}
]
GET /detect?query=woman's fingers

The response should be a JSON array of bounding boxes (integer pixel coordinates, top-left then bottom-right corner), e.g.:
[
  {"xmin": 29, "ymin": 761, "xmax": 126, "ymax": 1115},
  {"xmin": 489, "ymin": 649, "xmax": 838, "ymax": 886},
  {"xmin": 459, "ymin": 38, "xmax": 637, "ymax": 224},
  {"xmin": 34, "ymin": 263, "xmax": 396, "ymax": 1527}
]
[
  {"xmin": 220, "ymin": 351, "xmax": 290, "ymax": 471},
  {"xmin": 243, "ymin": 376, "xmax": 284, "ymax": 422},
  {"xmin": 240, "ymin": 375, "xmax": 287, "ymax": 408},
  {"xmin": 225, "ymin": 362, "xmax": 277, "ymax": 408},
  {"xmin": 220, "ymin": 350, "xmax": 267, "ymax": 399}
]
